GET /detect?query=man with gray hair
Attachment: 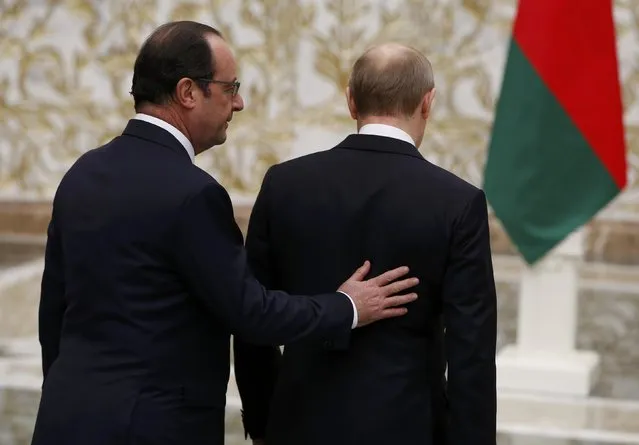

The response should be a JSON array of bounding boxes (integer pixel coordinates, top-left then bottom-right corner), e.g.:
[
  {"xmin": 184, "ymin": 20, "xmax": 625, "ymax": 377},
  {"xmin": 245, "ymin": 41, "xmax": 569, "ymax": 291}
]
[{"xmin": 234, "ymin": 43, "xmax": 497, "ymax": 445}]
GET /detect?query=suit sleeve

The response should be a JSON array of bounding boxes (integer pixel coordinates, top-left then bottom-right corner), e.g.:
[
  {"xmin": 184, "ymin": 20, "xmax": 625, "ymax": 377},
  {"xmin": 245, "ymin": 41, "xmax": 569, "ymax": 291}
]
[
  {"xmin": 38, "ymin": 215, "xmax": 67, "ymax": 380},
  {"xmin": 442, "ymin": 189, "xmax": 497, "ymax": 445},
  {"xmin": 234, "ymin": 167, "xmax": 282, "ymax": 440},
  {"xmin": 172, "ymin": 181, "xmax": 353, "ymax": 346}
]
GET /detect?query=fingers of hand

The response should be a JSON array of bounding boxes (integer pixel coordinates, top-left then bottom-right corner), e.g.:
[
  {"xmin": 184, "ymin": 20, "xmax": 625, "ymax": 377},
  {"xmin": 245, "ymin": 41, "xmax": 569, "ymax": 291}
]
[
  {"xmin": 349, "ymin": 260, "xmax": 371, "ymax": 281},
  {"xmin": 379, "ymin": 307, "xmax": 409, "ymax": 319},
  {"xmin": 370, "ymin": 265, "xmax": 410, "ymax": 286},
  {"xmin": 382, "ymin": 292, "xmax": 418, "ymax": 309},
  {"xmin": 381, "ymin": 277, "xmax": 419, "ymax": 297}
]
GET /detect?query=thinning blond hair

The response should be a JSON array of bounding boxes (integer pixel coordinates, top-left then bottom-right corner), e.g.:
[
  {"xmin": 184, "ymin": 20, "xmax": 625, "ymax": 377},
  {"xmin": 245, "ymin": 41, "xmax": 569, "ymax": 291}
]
[{"xmin": 348, "ymin": 43, "xmax": 434, "ymax": 118}]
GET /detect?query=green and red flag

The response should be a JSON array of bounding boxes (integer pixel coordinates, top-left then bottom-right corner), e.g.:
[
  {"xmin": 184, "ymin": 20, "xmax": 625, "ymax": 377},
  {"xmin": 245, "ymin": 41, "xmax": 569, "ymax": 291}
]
[{"xmin": 483, "ymin": 0, "xmax": 627, "ymax": 265}]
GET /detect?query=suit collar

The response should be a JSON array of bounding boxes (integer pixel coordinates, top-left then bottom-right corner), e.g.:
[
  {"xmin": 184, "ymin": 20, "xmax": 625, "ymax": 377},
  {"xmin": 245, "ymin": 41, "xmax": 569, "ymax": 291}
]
[
  {"xmin": 359, "ymin": 123, "xmax": 416, "ymax": 146},
  {"xmin": 122, "ymin": 119, "xmax": 193, "ymax": 162},
  {"xmin": 133, "ymin": 113, "xmax": 195, "ymax": 162},
  {"xmin": 334, "ymin": 134, "xmax": 425, "ymax": 160}
]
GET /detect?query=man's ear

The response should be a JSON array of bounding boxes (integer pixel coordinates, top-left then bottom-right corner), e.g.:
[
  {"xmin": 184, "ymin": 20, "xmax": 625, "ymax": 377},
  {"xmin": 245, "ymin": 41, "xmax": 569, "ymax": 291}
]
[
  {"xmin": 345, "ymin": 86, "xmax": 358, "ymax": 120},
  {"xmin": 174, "ymin": 77, "xmax": 197, "ymax": 110},
  {"xmin": 422, "ymin": 88, "xmax": 436, "ymax": 119}
]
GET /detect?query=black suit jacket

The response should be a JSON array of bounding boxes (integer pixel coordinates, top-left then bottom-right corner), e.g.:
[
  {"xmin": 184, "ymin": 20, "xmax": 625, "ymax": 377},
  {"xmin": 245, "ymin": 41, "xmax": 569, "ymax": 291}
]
[
  {"xmin": 234, "ymin": 134, "xmax": 497, "ymax": 445},
  {"xmin": 31, "ymin": 119, "xmax": 354, "ymax": 445}
]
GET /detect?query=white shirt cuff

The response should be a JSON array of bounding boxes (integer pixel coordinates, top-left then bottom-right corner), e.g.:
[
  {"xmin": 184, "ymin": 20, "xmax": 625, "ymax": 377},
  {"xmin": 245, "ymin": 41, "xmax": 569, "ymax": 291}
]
[{"xmin": 337, "ymin": 290, "xmax": 358, "ymax": 329}]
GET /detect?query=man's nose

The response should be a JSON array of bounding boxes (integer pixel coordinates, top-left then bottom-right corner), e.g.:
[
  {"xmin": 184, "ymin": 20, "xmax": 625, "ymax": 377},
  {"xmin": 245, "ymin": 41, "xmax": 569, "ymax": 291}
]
[{"xmin": 233, "ymin": 94, "xmax": 244, "ymax": 112}]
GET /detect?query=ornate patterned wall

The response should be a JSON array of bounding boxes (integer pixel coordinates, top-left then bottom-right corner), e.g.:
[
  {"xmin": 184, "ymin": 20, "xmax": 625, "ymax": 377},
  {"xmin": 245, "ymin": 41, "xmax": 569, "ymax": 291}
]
[{"xmin": 1, "ymin": 0, "xmax": 638, "ymax": 219}]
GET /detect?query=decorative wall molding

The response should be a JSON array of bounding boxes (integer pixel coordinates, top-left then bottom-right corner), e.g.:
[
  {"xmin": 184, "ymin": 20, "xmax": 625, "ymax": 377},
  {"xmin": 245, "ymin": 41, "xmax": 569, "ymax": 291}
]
[{"xmin": 1, "ymin": 0, "xmax": 638, "ymax": 219}]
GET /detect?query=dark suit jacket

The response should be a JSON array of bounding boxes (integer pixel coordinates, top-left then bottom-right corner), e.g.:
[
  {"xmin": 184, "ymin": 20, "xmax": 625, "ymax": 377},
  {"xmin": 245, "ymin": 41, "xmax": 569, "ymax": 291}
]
[
  {"xmin": 234, "ymin": 134, "xmax": 497, "ymax": 445},
  {"xmin": 31, "ymin": 119, "xmax": 354, "ymax": 445}
]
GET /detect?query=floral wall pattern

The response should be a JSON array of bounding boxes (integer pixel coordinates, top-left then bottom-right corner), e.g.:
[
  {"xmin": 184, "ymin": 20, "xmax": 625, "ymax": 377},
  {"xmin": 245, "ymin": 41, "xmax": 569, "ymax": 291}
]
[{"xmin": 1, "ymin": 0, "xmax": 638, "ymax": 219}]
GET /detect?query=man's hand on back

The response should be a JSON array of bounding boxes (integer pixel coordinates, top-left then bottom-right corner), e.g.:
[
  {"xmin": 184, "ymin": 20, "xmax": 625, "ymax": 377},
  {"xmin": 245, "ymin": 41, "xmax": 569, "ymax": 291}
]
[{"xmin": 339, "ymin": 260, "xmax": 418, "ymax": 327}]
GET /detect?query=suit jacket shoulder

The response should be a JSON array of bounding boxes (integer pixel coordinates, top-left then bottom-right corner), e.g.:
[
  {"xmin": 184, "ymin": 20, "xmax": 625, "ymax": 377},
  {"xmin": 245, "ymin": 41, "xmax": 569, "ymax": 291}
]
[{"xmin": 267, "ymin": 135, "xmax": 483, "ymax": 217}]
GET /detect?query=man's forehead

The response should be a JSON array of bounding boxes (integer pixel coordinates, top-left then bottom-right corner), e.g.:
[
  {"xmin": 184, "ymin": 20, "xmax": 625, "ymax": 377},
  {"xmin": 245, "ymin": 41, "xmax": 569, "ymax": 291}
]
[{"xmin": 206, "ymin": 34, "xmax": 236, "ymax": 77}]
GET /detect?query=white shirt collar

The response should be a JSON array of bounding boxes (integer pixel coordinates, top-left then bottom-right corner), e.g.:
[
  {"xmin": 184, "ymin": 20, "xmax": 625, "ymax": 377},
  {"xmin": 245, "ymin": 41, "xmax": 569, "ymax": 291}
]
[
  {"xmin": 358, "ymin": 123, "xmax": 416, "ymax": 147},
  {"xmin": 133, "ymin": 113, "xmax": 195, "ymax": 162}
]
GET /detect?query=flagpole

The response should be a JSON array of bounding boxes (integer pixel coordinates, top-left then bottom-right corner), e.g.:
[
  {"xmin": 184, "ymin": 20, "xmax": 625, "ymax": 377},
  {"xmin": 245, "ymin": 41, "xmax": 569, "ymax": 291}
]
[{"xmin": 496, "ymin": 226, "xmax": 601, "ymax": 396}]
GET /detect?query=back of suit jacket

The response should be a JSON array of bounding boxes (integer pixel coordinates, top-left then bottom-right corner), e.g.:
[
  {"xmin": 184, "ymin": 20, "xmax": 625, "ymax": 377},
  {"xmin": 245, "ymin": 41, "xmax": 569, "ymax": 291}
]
[
  {"xmin": 236, "ymin": 133, "xmax": 497, "ymax": 445},
  {"xmin": 31, "ymin": 120, "xmax": 353, "ymax": 445}
]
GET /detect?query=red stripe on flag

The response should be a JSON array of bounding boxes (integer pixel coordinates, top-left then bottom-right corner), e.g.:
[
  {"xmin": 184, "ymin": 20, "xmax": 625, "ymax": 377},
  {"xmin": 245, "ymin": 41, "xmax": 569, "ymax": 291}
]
[{"xmin": 512, "ymin": 0, "xmax": 627, "ymax": 189}]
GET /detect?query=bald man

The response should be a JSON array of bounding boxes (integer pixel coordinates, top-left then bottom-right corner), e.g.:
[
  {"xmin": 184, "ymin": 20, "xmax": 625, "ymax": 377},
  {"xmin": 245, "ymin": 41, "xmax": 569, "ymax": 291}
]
[{"xmin": 234, "ymin": 43, "xmax": 497, "ymax": 445}]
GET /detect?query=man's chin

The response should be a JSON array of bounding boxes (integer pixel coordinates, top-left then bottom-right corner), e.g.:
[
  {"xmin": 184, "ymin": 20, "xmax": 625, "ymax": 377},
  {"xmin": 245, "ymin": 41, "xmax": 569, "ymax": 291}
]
[
  {"xmin": 207, "ymin": 133, "xmax": 227, "ymax": 149},
  {"xmin": 216, "ymin": 133, "xmax": 227, "ymax": 145}
]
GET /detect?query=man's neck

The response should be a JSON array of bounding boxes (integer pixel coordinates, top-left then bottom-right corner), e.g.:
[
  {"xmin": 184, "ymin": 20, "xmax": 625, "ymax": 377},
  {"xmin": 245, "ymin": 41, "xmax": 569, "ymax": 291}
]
[
  {"xmin": 358, "ymin": 117, "xmax": 414, "ymax": 139},
  {"xmin": 134, "ymin": 105, "xmax": 197, "ymax": 162},
  {"xmin": 357, "ymin": 118, "xmax": 418, "ymax": 147},
  {"xmin": 136, "ymin": 105, "xmax": 192, "ymax": 145}
]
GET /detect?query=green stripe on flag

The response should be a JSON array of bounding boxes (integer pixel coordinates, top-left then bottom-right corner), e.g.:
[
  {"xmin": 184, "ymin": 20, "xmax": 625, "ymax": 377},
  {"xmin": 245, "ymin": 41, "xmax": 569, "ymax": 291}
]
[{"xmin": 484, "ymin": 40, "xmax": 620, "ymax": 265}]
